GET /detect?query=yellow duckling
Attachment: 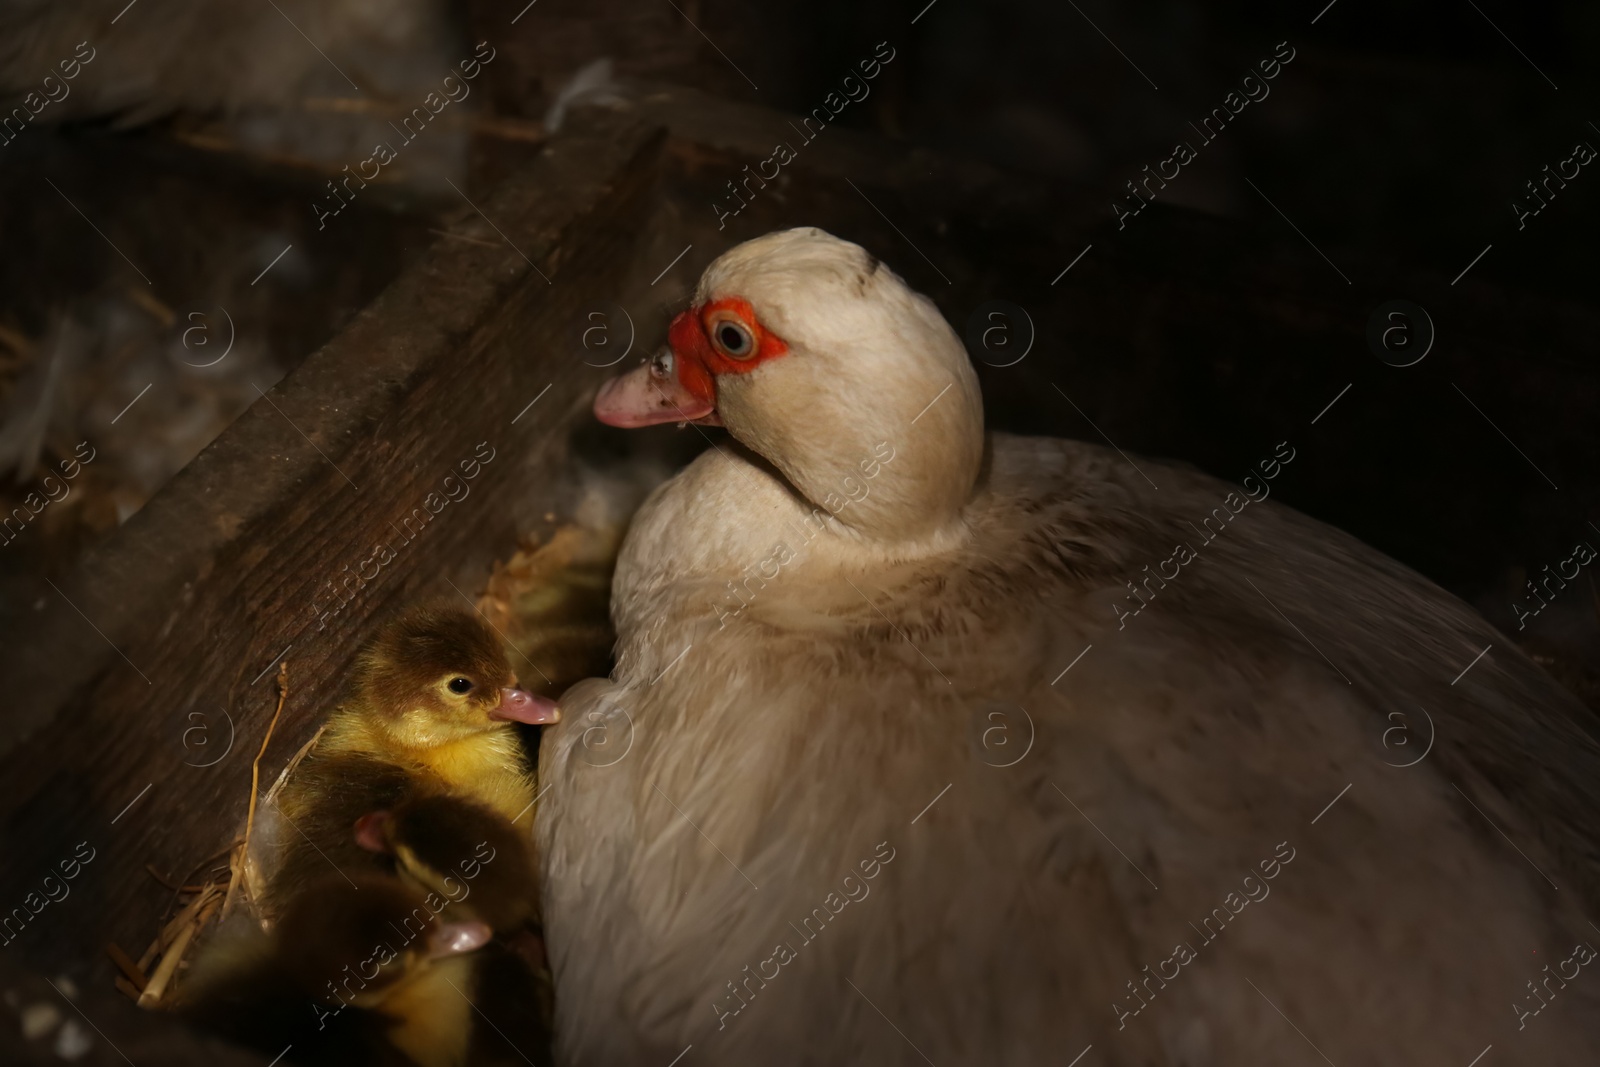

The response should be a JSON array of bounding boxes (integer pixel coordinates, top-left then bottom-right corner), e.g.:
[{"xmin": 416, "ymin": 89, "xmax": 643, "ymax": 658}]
[{"xmin": 263, "ymin": 604, "xmax": 557, "ymax": 920}]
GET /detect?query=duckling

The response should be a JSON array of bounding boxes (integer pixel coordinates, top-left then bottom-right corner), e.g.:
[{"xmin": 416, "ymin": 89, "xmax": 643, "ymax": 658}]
[
  {"xmin": 181, "ymin": 872, "xmax": 492, "ymax": 1067},
  {"xmin": 264, "ymin": 604, "xmax": 558, "ymax": 920},
  {"xmin": 356, "ymin": 797, "xmax": 555, "ymax": 1067},
  {"xmin": 354, "ymin": 793, "xmax": 539, "ymax": 935},
  {"xmin": 462, "ymin": 941, "xmax": 555, "ymax": 1067}
]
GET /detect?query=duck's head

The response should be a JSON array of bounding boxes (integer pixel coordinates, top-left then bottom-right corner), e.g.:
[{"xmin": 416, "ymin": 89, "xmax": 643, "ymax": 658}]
[
  {"xmin": 351, "ymin": 605, "xmax": 559, "ymax": 750},
  {"xmin": 596, "ymin": 227, "xmax": 984, "ymax": 542}
]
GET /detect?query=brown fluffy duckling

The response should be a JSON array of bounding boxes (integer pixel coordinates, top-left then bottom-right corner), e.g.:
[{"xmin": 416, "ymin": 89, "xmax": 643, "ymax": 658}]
[
  {"xmin": 354, "ymin": 793, "xmax": 539, "ymax": 935},
  {"xmin": 357, "ymin": 795, "xmax": 556, "ymax": 1066},
  {"xmin": 181, "ymin": 873, "xmax": 492, "ymax": 1067},
  {"xmin": 264, "ymin": 605, "xmax": 557, "ymax": 920},
  {"xmin": 360, "ymin": 796, "xmax": 560, "ymax": 1062}
]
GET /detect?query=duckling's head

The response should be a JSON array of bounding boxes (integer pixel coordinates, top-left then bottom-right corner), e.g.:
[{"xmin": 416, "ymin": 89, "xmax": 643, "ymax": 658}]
[
  {"xmin": 352, "ymin": 605, "xmax": 559, "ymax": 750},
  {"xmin": 355, "ymin": 794, "xmax": 539, "ymax": 933}
]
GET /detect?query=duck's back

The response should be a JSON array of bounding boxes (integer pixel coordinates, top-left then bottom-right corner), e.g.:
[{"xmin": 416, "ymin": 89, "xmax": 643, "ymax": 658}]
[{"xmin": 538, "ymin": 433, "xmax": 1600, "ymax": 1066}]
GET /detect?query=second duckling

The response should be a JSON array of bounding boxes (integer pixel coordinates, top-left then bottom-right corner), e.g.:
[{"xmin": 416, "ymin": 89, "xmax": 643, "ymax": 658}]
[{"xmin": 181, "ymin": 872, "xmax": 493, "ymax": 1067}]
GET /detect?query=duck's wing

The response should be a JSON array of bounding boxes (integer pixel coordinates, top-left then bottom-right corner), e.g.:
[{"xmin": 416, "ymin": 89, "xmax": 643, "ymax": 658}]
[
  {"xmin": 878, "ymin": 432, "xmax": 1600, "ymax": 1061},
  {"xmin": 964, "ymin": 433, "xmax": 1600, "ymax": 903}
]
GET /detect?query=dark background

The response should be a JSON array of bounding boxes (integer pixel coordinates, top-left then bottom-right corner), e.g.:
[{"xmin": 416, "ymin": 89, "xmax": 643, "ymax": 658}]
[
  {"xmin": 0, "ymin": 3, "xmax": 1593, "ymax": 1055},
  {"xmin": 0, "ymin": 0, "xmax": 1594, "ymax": 681}
]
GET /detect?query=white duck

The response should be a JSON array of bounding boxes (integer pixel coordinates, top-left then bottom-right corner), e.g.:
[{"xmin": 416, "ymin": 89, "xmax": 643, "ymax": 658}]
[{"xmin": 537, "ymin": 227, "xmax": 1600, "ymax": 1066}]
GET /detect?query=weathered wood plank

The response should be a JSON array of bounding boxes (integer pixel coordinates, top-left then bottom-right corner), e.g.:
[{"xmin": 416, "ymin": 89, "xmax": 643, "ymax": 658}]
[{"xmin": 0, "ymin": 113, "xmax": 666, "ymax": 1004}]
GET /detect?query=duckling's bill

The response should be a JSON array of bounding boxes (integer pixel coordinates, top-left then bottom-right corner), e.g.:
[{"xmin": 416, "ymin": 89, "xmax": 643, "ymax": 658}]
[
  {"xmin": 427, "ymin": 919, "xmax": 494, "ymax": 958},
  {"xmin": 493, "ymin": 686, "xmax": 561, "ymax": 724}
]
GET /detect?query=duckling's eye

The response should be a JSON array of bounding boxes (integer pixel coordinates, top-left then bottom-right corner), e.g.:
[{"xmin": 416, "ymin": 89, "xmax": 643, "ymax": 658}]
[
  {"xmin": 710, "ymin": 319, "xmax": 754, "ymax": 359},
  {"xmin": 447, "ymin": 677, "xmax": 473, "ymax": 695}
]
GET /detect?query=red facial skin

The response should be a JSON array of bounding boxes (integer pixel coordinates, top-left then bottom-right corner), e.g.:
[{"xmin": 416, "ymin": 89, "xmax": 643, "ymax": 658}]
[
  {"xmin": 592, "ymin": 296, "xmax": 789, "ymax": 428},
  {"xmin": 666, "ymin": 297, "xmax": 790, "ymax": 409}
]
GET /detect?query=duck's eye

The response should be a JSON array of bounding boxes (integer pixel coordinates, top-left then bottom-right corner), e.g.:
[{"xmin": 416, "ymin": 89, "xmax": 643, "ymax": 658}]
[
  {"xmin": 710, "ymin": 319, "xmax": 754, "ymax": 359},
  {"xmin": 447, "ymin": 677, "xmax": 473, "ymax": 695}
]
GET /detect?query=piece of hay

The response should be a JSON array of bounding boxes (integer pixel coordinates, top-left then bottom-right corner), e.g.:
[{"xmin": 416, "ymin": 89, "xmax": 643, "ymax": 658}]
[
  {"xmin": 105, "ymin": 942, "xmax": 147, "ymax": 992},
  {"xmin": 136, "ymin": 882, "xmax": 223, "ymax": 1008},
  {"xmin": 221, "ymin": 660, "xmax": 288, "ymax": 919},
  {"xmin": 242, "ymin": 722, "xmax": 326, "ymax": 922},
  {"xmin": 144, "ymin": 865, "xmax": 205, "ymax": 894},
  {"xmin": 130, "ymin": 662, "xmax": 290, "ymax": 1007}
]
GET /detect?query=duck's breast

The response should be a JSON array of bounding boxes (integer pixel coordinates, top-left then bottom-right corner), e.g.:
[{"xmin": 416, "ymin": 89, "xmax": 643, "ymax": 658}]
[{"xmin": 538, "ymin": 433, "xmax": 1600, "ymax": 1066}]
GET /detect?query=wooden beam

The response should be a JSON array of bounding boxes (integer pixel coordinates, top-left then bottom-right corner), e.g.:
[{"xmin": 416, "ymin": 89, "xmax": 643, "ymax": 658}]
[{"xmin": 0, "ymin": 113, "xmax": 665, "ymax": 993}]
